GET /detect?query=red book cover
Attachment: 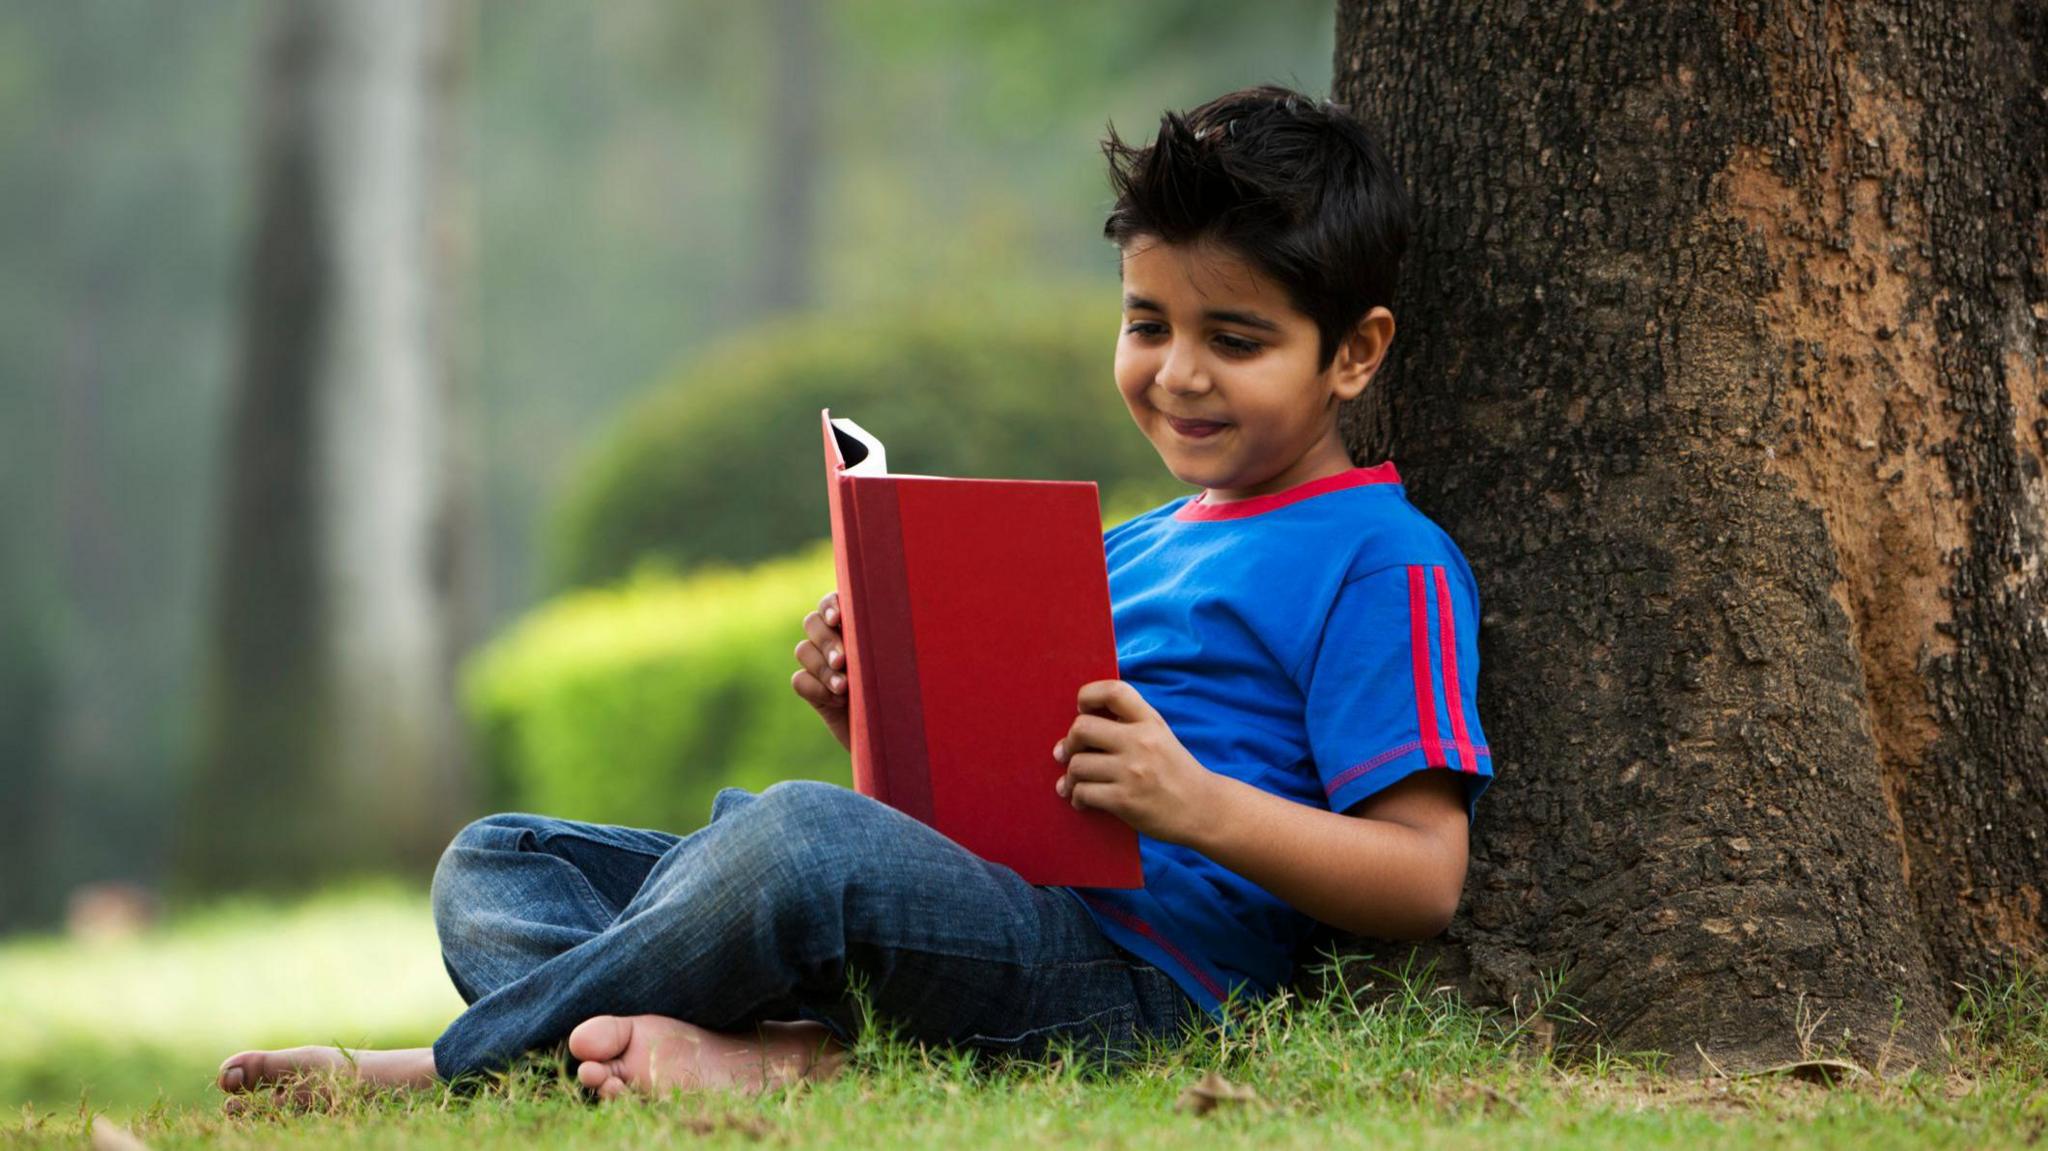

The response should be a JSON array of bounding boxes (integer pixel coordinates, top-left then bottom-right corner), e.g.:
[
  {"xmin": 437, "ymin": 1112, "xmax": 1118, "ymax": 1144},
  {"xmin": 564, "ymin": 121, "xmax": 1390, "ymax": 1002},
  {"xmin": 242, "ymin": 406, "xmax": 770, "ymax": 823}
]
[{"xmin": 821, "ymin": 409, "xmax": 1143, "ymax": 888}]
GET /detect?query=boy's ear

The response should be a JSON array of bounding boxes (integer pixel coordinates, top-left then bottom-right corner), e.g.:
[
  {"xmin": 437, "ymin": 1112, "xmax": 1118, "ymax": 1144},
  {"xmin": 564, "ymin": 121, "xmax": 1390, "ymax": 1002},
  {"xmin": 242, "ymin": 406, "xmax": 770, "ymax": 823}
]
[{"xmin": 1329, "ymin": 307, "xmax": 1396, "ymax": 402}]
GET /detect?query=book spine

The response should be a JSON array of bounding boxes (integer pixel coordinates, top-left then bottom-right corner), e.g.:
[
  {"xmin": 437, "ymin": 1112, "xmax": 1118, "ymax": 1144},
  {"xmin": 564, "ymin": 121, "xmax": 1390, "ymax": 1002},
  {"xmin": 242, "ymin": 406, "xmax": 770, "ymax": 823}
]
[
  {"xmin": 848, "ymin": 478, "xmax": 935, "ymax": 827},
  {"xmin": 827, "ymin": 469, "xmax": 883, "ymax": 802}
]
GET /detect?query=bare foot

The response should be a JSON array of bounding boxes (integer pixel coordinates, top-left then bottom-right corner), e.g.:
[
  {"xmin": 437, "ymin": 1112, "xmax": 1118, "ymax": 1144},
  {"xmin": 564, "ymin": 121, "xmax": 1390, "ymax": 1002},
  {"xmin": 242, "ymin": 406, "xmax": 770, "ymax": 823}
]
[
  {"xmin": 566, "ymin": 1015, "xmax": 850, "ymax": 1100},
  {"xmin": 216, "ymin": 1045, "xmax": 437, "ymax": 1112}
]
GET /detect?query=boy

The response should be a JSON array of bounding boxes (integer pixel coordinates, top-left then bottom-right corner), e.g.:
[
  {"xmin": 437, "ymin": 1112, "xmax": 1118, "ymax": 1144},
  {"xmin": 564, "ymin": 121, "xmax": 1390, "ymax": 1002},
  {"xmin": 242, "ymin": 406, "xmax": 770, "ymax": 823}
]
[{"xmin": 217, "ymin": 84, "xmax": 1491, "ymax": 1105}]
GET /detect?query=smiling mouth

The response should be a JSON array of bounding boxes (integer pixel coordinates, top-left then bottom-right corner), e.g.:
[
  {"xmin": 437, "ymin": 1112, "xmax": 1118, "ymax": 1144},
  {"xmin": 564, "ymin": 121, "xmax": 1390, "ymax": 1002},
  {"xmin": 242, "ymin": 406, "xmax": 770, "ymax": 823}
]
[{"xmin": 1167, "ymin": 416, "xmax": 1229, "ymax": 438}]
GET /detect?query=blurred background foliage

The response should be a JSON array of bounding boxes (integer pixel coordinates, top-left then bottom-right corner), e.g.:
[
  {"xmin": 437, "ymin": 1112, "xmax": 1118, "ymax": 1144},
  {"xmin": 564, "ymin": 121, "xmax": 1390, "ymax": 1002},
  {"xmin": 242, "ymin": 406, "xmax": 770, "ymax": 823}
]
[
  {"xmin": 549, "ymin": 297, "xmax": 1185, "ymax": 588},
  {"xmin": 474, "ymin": 492, "xmax": 1166, "ymax": 837},
  {"xmin": 467, "ymin": 543, "xmax": 848, "ymax": 834},
  {"xmin": 0, "ymin": 0, "xmax": 1331, "ymax": 936}
]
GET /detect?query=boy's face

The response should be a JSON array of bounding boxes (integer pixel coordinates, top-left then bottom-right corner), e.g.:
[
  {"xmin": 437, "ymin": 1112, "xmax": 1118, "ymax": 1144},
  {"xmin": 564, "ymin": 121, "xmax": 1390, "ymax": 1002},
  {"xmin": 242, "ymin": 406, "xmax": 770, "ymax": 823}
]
[{"xmin": 1114, "ymin": 237, "xmax": 1386, "ymax": 502}]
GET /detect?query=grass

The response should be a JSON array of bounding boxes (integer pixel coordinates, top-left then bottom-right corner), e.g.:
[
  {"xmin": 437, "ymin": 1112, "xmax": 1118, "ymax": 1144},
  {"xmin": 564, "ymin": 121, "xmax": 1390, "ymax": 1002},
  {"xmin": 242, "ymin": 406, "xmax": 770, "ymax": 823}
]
[
  {"xmin": 2, "ymin": 887, "xmax": 2042, "ymax": 1149},
  {"xmin": 0, "ymin": 882, "xmax": 462, "ymax": 1116}
]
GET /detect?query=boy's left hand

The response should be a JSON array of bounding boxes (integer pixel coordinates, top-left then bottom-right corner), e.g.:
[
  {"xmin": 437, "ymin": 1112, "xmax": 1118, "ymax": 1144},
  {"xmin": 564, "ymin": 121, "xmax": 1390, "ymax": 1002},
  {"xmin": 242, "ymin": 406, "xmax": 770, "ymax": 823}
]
[{"xmin": 1054, "ymin": 680, "xmax": 1219, "ymax": 846}]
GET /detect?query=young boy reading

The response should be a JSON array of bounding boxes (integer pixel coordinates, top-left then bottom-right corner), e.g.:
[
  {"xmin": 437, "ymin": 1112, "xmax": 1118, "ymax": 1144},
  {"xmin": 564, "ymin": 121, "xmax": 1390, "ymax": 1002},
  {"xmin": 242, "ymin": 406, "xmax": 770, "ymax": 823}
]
[{"xmin": 217, "ymin": 83, "xmax": 1492, "ymax": 1105}]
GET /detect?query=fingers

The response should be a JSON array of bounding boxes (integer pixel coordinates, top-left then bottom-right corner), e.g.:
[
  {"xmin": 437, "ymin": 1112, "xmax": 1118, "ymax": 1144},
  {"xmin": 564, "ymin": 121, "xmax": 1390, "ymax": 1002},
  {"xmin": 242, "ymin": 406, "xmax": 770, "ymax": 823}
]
[
  {"xmin": 1076, "ymin": 679, "xmax": 1150, "ymax": 721},
  {"xmin": 796, "ymin": 595, "xmax": 847, "ymax": 701},
  {"xmin": 786, "ymin": 638, "xmax": 843, "ymax": 696},
  {"xmin": 1058, "ymin": 750, "xmax": 1115, "ymax": 783},
  {"xmin": 791, "ymin": 637, "xmax": 845, "ymax": 705},
  {"xmin": 803, "ymin": 604, "xmax": 845, "ymax": 681},
  {"xmin": 1067, "ymin": 748, "xmax": 1116, "ymax": 773},
  {"xmin": 791, "ymin": 668, "xmax": 846, "ymax": 709},
  {"xmin": 1066, "ymin": 780, "xmax": 1100, "ymax": 810},
  {"xmin": 1054, "ymin": 714, "xmax": 1122, "ymax": 762},
  {"xmin": 793, "ymin": 637, "xmax": 843, "ymax": 690},
  {"xmin": 1063, "ymin": 778, "xmax": 1112, "ymax": 812},
  {"xmin": 803, "ymin": 611, "xmax": 844, "ymax": 667},
  {"xmin": 791, "ymin": 666, "xmax": 820, "ymax": 701}
]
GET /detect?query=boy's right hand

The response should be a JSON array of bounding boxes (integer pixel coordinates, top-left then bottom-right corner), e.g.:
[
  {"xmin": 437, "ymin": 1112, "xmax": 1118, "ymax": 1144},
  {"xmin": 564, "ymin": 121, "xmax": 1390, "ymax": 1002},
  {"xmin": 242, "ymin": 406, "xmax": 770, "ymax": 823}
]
[{"xmin": 792, "ymin": 591, "xmax": 852, "ymax": 753}]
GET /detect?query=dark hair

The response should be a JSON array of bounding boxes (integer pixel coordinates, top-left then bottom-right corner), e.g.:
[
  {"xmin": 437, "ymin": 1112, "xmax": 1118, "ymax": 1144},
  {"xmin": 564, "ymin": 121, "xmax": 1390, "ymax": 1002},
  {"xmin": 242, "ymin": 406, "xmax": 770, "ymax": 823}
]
[{"xmin": 1101, "ymin": 85, "xmax": 1412, "ymax": 370}]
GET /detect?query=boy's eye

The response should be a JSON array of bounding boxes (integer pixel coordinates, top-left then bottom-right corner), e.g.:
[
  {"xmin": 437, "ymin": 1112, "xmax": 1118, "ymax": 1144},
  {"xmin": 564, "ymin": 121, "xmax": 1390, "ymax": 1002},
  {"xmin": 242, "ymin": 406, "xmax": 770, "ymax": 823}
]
[{"xmin": 1121, "ymin": 322, "xmax": 1259, "ymax": 357}]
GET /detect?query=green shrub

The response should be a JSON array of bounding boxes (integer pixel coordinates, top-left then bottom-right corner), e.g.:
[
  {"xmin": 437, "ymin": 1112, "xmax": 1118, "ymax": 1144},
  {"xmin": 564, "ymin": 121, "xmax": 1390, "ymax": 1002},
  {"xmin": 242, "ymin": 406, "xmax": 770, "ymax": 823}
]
[
  {"xmin": 547, "ymin": 297, "xmax": 1189, "ymax": 589},
  {"xmin": 464, "ymin": 542, "xmax": 849, "ymax": 833},
  {"xmin": 466, "ymin": 497, "xmax": 1177, "ymax": 833}
]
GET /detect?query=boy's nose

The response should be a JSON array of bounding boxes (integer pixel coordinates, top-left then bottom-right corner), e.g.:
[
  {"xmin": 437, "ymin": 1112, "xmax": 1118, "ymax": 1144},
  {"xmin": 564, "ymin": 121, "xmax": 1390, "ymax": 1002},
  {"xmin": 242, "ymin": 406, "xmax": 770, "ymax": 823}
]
[{"xmin": 1155, "ymin": 344, "xmax": 1210, "ymax": 395}]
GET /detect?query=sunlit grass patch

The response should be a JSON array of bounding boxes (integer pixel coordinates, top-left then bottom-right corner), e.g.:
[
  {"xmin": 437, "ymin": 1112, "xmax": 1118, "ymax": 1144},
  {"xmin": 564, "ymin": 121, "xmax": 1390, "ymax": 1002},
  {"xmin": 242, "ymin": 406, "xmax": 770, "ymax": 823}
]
[{"xmin": 0, "ymin": 882, "xmax": 461, "ymax": 1114}]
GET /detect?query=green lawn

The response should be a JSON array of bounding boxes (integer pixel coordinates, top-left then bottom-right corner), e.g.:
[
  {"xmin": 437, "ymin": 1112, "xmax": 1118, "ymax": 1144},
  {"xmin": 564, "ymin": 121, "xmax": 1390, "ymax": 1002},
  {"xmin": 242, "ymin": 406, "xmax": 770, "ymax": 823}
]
[
  {"xmin": 0, "ymin": 884, "xmax": 462, "ymax": 1117},
  {"xmin": 2, "ymin": 887, "xmax": 2041, "ymax": 1149}
]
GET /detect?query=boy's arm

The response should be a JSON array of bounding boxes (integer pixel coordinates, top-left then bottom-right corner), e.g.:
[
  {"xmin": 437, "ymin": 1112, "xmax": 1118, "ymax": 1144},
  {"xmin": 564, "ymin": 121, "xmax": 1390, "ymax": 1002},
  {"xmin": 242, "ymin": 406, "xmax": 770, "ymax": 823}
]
[
  {"xmin": 1055, "ymin": 679, "xmax": 1471, "ymax": 940},
  {"xmin": 1190, "ymin": 768, "xmax": 1469, "ymax": 940}
]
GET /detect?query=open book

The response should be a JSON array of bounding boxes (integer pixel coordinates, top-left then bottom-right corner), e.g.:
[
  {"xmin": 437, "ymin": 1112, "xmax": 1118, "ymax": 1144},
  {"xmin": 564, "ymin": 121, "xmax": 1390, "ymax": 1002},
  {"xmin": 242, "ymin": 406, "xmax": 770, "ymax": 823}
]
[{"xmin": 821, "ymin": 410, "xmax": 1142, "ymax": 888}]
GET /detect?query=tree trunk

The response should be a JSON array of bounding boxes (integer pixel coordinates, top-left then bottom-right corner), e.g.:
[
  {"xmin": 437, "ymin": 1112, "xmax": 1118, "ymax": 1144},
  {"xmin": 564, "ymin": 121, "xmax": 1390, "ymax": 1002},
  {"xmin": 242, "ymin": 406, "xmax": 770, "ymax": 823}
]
[
  {"xmin": 0, "ymin": 596, "xmax": 55, "ymax": 928},
  {"xmin": 188, "ymin": 0, "xmax": 476, "ymax": 887},
  {"xmin": 756, "ymin": 0, "xmax": 824, "ymax": 315},
  {"xmin": 1315, "ymin": 0, "xmax": 2046, "ymax": 1074}
]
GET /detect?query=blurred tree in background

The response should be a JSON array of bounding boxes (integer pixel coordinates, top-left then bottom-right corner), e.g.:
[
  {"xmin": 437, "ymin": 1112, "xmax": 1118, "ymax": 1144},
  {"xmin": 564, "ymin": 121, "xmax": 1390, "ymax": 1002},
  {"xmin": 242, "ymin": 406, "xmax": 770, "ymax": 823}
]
[
  {"xmin": 0, "ymin": 1, "xmax": 259, "ymax": 925},
  {"xmin": 0, "ymin": 0, "xmax": 1329, "ymax": 923},
  {"xmin": 185, "ymin": 0, "xmax": 480, "ymax": 889},
  {"xmin": 473, "ymin": 0, "xmax": 1330, "ymax": 613}
]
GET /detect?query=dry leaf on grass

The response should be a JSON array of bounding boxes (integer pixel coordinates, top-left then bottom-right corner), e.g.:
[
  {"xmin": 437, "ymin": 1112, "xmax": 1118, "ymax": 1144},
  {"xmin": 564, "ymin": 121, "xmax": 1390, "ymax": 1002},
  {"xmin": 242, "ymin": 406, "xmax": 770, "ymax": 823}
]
[
  {"xmin": 1736, "ymin": 1058, "xmax": 1871, "ymax": 1088},
  {"xmin": 1175, "ymin": 1069, "xmax": 1259, "ymax": 1116}
]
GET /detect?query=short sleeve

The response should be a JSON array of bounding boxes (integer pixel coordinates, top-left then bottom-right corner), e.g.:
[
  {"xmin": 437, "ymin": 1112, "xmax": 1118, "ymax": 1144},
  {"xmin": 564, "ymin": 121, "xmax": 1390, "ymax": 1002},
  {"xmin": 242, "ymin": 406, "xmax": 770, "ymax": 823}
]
[{"xmin": 1302, "ymin": 562, "xmax": 1494, "ymax": 822}]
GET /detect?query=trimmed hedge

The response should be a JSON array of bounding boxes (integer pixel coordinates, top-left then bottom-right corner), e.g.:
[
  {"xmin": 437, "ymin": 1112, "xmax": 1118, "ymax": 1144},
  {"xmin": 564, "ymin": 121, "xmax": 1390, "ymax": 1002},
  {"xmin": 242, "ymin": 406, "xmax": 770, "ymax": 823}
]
[
  {"xmin": 464, "ymin": 542, "xmax": 848, "ymax": 833},
  {"xmin": 546, "ymin": 298, "xmax": 1190, "ymax": 589},
  {"xmin": 465, "ymin": 503, "xmax": 1172, "ymax": 833}
]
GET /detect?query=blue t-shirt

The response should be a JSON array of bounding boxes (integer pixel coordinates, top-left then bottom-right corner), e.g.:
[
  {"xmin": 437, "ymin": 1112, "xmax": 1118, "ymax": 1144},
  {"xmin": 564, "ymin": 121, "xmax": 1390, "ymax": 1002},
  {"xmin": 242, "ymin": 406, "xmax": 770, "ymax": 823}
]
[{"xmin": 1061, "ymin": 462, "xmax": 1494, "ymax": 1024}]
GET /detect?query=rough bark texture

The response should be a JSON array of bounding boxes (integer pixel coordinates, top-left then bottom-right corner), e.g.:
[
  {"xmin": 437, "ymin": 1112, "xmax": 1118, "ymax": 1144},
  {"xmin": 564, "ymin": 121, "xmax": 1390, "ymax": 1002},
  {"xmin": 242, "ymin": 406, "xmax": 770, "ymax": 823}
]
[
  {"xmin": 188, "ymin": 0, "xmax": 475, "ymax": 887},
  {"xmin": 1302, "ymin": 0, "xmax": 2047, "ymax": 1074}
]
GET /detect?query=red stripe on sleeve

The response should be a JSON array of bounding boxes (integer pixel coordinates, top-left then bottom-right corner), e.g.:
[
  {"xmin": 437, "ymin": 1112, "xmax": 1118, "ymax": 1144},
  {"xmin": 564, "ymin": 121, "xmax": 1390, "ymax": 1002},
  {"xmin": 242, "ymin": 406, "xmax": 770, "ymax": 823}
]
[
  {"xmin": 1408, "ymin": 565, "xmax": 1447, "ymax": 768},
  {"xmin": 1433, "ymin": 565, "xmax": 1480, "ymax": 773}
]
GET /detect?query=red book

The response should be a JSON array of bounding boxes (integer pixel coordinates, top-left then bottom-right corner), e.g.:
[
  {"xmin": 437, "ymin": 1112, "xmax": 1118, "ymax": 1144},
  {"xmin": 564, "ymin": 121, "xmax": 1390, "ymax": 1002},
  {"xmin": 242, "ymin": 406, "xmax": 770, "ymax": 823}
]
[{"xmin": 821, "ymin": 409, "xmax": 1142, "ymax": 888}]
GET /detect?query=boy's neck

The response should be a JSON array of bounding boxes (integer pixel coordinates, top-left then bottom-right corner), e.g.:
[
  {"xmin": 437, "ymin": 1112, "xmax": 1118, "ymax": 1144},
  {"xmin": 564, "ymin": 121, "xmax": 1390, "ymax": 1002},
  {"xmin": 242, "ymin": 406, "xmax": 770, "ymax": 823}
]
[{"xmin": 1201, "ymin": 435, "xmax": 1357, "ymax": 504}]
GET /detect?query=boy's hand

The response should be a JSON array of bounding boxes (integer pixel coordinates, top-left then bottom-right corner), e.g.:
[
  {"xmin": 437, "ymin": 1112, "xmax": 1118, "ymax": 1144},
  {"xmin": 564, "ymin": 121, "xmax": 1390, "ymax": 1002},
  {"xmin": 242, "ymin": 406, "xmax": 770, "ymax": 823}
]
[
  {"xmin": 1054, "ymin": 680, "xmax": 1219, "ymax": 845},
  {"xmin": 791, "ymin": 591, "xmax": 852, "ymax": 753}
]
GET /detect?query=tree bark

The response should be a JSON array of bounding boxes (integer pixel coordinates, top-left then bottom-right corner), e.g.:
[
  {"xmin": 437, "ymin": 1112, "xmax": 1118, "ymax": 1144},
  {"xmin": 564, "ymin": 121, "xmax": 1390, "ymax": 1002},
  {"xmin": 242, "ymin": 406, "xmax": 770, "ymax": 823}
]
[
  {"xmin": 1314, "ymin": 0, "xmax": 2046, "ymax": 1074},
  {"xmin": 188, "ymin": 0, "xmax": 476, "ymax": 887}
]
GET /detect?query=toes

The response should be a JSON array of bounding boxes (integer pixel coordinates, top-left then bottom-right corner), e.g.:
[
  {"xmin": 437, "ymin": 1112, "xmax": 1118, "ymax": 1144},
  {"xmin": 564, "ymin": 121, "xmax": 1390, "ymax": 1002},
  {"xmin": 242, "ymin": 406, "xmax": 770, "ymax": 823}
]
[
  {"xmin": 218, "ymin": 1053, "xmax": 263, "ymax": 1093},
  {"xmin": 598, "ymin": 1075, "xmax": 629, "ymax": 1102},
  {"xmin": 576, "ymin": 1060, "xmax": 610, "ymax": 1092},
  {"xmin": 568, "ymin": 1015, "xmax": 633, "ymax": 1063}
]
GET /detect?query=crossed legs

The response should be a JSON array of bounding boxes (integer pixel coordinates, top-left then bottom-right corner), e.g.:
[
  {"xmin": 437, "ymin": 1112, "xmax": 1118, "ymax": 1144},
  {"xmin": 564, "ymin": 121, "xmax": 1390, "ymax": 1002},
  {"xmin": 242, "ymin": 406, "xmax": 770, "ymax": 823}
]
[
  {"xmin": 218, "ymin": 780, "xmax": 1175, "ymax": 1108},
  {"xmin": 219, "ymin": 790, "xmax": 849, "ymax": 1104}
]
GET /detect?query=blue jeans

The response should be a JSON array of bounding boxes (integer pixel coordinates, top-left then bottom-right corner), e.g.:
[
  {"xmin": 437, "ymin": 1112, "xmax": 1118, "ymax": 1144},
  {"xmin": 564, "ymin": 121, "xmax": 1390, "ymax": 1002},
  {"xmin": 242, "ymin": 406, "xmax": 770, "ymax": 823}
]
[{"xmin": 427, "ymin": 780, "xmax": 1204, "ymax": 1080}]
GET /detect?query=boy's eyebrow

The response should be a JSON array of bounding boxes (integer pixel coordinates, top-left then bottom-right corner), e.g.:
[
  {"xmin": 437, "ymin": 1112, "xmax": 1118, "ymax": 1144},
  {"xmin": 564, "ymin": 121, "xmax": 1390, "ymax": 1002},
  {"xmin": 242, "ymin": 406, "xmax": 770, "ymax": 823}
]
[{"xmin": 1122, "ymin": 294, "xmax": 1282, "ymax": 332}]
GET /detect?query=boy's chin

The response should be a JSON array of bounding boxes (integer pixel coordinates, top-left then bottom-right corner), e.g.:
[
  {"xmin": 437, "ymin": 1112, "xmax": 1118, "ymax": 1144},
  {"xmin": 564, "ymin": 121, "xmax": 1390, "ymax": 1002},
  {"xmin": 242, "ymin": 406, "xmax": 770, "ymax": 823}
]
[
  {"xmin": 1152, "ymin": 457, "xmax": 1214, "ymax": 490},
  {"xmin": 1145, "ymin": 442, "xmax": 1219, "ymax": 483}
]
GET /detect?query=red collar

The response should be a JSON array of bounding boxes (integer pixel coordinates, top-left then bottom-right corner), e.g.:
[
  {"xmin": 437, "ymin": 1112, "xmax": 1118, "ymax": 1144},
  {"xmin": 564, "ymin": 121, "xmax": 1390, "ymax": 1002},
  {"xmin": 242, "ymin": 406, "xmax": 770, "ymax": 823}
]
[{"xmin": 1173, "ymin": 461, "xmax": 1402, "ymax": 522}]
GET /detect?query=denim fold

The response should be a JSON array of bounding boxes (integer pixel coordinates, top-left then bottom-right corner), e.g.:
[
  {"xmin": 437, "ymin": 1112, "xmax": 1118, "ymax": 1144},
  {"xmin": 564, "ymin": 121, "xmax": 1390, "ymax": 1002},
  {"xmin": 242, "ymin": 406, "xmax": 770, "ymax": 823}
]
[{"xmin": 427, "ymin": 781, "xmax": 1201, "ymax": 1081}]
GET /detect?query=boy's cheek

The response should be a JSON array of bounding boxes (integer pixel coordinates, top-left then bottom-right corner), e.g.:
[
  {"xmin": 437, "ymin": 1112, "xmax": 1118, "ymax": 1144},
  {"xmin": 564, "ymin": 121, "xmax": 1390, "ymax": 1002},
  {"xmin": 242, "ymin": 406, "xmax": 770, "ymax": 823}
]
[{"xmin": 1111, "ymin": 347, "xmax": 1152, "ymax": 398}]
